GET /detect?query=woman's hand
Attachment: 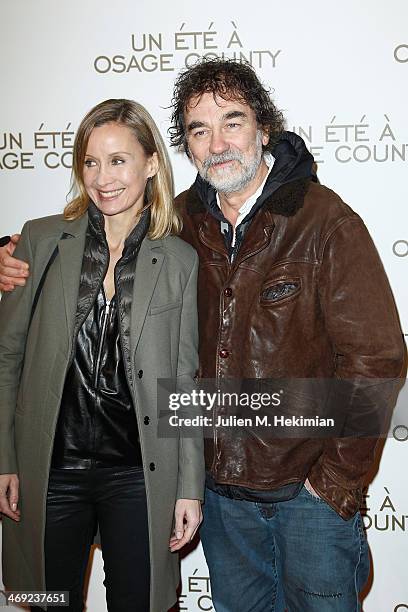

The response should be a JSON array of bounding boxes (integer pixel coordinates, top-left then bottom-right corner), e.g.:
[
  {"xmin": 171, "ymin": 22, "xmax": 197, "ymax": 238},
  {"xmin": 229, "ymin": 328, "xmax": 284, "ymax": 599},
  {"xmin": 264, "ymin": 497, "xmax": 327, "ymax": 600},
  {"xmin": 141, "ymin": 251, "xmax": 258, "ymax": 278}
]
[
  {"xmin": 0, "ymin": 474, "xmax": 21, "ymax": 521},
  {"xmin": 169, "ymin": 499, "xmax": 202, "ymax": 552}
]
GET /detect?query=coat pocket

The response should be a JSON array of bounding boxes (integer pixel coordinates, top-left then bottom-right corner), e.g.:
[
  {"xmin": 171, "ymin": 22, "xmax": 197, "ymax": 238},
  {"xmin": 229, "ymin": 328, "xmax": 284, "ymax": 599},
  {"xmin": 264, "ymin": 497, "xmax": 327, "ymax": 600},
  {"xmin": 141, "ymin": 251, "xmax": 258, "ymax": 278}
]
[
  {"xmin": 149, "ymin": 300, "xmax": 182, "ymax": 316},
  {"xmin": 260, "ymin": 278, "xmax": 302, "ymax": 305}
]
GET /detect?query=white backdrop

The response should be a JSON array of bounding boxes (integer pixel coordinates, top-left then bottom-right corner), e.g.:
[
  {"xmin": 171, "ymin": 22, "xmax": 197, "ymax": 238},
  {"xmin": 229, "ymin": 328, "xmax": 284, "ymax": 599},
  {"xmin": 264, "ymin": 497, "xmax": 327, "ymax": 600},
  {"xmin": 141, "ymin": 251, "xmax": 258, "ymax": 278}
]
[{"xmin": 1, "ymin": 1, "xmax": 407, "ymax": 610}]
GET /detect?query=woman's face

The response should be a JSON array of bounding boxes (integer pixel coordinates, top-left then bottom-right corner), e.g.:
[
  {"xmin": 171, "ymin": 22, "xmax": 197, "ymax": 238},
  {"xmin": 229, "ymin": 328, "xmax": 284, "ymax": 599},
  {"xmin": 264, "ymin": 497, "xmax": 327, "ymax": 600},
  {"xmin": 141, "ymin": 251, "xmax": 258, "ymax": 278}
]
[{"xmin": 83, "ymin": 122, "xmax": 158, "ymax": 219}]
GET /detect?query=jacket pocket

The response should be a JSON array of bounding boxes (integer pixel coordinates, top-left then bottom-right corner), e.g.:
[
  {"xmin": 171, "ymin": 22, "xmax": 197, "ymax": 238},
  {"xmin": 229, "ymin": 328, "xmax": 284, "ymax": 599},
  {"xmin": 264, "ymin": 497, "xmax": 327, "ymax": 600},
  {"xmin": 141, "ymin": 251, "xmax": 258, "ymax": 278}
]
[
  {"xmin": 149, "ymin": 300, "xmax": 182, "ymax": 316},
  {"xmin": 260, "ymin": 278, "xmax": 301, "ymax": 305}
]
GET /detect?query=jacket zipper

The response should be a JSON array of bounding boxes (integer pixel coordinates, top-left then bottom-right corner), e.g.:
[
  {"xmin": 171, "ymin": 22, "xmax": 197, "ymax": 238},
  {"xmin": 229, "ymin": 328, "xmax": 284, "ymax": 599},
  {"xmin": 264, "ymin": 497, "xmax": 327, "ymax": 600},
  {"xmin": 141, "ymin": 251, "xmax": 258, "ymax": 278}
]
[
  {"xmin": 91, "ymin": 296, "xmax": 112, "ymax": 465},
  {"xmin": 93, "ymin": 298, "xmax": 111, "ymax": 389}
]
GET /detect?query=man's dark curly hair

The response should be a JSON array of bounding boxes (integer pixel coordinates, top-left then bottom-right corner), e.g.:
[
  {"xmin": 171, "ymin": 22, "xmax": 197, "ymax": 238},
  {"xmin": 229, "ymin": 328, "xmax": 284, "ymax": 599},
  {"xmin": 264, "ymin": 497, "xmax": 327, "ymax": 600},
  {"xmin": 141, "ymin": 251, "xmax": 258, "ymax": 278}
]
[{"xmin": 169, "ymin": 58, "xmax": 285, "ymax": 155}]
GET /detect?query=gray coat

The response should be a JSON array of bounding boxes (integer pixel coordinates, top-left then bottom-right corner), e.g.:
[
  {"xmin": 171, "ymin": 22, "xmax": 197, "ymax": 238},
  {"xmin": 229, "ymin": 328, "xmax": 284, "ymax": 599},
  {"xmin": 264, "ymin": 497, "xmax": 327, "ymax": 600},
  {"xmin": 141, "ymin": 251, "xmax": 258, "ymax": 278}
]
[{"xmin": 0, "ymin": 212, "xmax": 205, "ymax": 612}]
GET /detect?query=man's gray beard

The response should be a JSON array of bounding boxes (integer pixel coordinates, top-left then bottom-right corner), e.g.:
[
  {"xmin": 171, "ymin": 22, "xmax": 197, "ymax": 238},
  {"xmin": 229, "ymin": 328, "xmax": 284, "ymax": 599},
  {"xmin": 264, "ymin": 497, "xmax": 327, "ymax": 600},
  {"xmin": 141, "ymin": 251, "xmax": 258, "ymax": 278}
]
[{"xmin": 199, "ymin": 130, "xmax": 264, "ymax": 195}]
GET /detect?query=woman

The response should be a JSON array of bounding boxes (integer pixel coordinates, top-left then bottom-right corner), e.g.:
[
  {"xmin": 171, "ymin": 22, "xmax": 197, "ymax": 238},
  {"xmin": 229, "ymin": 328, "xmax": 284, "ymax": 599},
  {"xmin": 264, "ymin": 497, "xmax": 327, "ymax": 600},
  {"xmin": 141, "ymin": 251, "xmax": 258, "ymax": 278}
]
[{"xmin": 0, "ymin": 99, "xmax": 204, "ymax": 612}]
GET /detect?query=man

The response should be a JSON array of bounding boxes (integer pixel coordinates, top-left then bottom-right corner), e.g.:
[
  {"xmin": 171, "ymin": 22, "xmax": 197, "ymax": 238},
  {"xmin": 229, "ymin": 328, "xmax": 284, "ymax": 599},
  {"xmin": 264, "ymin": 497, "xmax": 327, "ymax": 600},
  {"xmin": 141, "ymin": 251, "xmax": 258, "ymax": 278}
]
[{"xmin": 1, "ymin": 59, "xmax": 406, "ymax": 611}]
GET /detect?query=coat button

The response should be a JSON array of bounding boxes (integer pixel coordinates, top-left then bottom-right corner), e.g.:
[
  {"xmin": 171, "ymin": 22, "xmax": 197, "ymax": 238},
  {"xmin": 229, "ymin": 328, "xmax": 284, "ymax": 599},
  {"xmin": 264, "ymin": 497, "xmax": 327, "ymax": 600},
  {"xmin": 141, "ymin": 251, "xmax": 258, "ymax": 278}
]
[
  {"xmin": 219, "ymin": 349, "xmax": 229, "ymax": 358},
  {"xmin": 144, "ymin": 416, "xmax": 150, "ymax": 425},
  {"xmin": 138, "ymin": 369, "xmax": 143, "ymax": 378},
  {"xmin": 224, "ymin": 287, "xmax": 233, "ymax": 297},
  {"xmin": 152, "ymin": 258, "xmax": 157, "ymax": 264},
  {"xmin": 149, "ymin": 462, "xmax": 156, "ymax": 471}
]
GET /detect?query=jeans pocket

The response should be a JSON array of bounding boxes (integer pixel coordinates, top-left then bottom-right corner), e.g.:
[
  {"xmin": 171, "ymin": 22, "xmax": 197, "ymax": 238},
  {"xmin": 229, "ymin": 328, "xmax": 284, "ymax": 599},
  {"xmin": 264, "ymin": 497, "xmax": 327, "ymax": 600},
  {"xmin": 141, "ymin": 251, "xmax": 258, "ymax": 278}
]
[{"xmin": 302, "ymin": 484, "xmax": 328, "ymax": 505}]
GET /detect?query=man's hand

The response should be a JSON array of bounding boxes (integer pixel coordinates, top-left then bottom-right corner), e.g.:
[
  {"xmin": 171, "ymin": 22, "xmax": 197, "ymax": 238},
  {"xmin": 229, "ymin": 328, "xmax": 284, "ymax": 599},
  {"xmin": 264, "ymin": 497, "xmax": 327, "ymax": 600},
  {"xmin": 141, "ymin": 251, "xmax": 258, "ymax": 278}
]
[
  {"xmin": 0, "ymin": 474, "xmax": 21, "ymax": 521},
  {"xmin": 169, "ymin": 499, "xmax": 202, "ymax": 552},
  {"xmin": 0, "ymin": 234, "xmax": 28, "ymax": 292}
]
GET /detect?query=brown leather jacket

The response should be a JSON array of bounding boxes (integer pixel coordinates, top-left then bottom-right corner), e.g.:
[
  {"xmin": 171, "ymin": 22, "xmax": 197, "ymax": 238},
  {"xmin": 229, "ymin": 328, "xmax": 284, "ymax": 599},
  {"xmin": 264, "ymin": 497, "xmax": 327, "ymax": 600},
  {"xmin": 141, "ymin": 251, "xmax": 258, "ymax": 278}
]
[{"xmin": 175, "ymin": 136, "xmax": 406, "ymax": 519}]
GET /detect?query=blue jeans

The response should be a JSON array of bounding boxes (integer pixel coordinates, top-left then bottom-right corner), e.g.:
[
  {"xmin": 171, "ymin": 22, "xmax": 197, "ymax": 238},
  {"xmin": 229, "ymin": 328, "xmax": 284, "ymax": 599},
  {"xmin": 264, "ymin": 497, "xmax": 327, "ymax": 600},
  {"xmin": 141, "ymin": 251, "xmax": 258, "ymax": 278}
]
[{"xmin": 200, "ymin": 485, "xmax": 370, "ymax": 612}]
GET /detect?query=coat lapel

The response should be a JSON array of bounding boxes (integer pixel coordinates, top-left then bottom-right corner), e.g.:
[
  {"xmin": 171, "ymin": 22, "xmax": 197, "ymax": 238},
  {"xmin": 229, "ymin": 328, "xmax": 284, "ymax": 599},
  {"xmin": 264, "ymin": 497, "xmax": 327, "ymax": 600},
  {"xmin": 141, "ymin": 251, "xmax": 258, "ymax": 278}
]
[
  {"xmin": 232, "ymin": 208, "xmax": 275, "ymax": 268},
  {"xmin": 130, "ymin": 237, "xmax": 164, "ymax": 357},
  {"xmin": 57, "ymin": 215, "xmax": 88, "ymax": 345},
  {"xmin": 56, "ymin": 215, "xmax": 164, "ymax": 358},
  {"xmin": 198, "ymin": 212, "xmax": 229, "ymax": 259}
]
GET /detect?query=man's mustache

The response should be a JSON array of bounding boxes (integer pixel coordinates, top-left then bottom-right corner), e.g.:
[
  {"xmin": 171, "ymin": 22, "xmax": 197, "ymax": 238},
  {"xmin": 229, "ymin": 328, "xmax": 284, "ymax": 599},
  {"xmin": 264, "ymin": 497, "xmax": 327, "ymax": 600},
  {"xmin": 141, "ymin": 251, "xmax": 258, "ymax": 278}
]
[{"xmin": 202, "ymin": 150, "xmax": 243, "ymax": 172}]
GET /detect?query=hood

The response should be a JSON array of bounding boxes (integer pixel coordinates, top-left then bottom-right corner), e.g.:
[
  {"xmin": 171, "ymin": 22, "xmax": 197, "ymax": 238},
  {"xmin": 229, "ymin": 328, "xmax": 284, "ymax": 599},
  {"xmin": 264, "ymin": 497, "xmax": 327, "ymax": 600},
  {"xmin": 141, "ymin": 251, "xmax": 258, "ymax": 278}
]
[{"xmin": 193, "ymin": 130, "xmax": 315, "ymax": 224}]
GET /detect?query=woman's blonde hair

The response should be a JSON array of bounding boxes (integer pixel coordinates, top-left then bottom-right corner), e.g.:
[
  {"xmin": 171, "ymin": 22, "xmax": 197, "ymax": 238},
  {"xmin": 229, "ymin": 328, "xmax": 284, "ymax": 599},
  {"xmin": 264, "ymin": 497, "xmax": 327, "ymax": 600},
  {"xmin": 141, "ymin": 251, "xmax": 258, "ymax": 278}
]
[{"xmin": 64, "ymin": 99, "xmax": 181, "ymax": 238}]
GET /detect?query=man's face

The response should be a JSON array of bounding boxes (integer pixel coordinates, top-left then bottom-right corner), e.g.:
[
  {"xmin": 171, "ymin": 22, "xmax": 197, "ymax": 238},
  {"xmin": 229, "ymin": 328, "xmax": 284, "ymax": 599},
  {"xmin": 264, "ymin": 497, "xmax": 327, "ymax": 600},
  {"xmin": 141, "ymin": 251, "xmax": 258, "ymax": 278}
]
[{"xmin": 184, "ymin": 92, "xmax": 269, "ymax": 195}]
